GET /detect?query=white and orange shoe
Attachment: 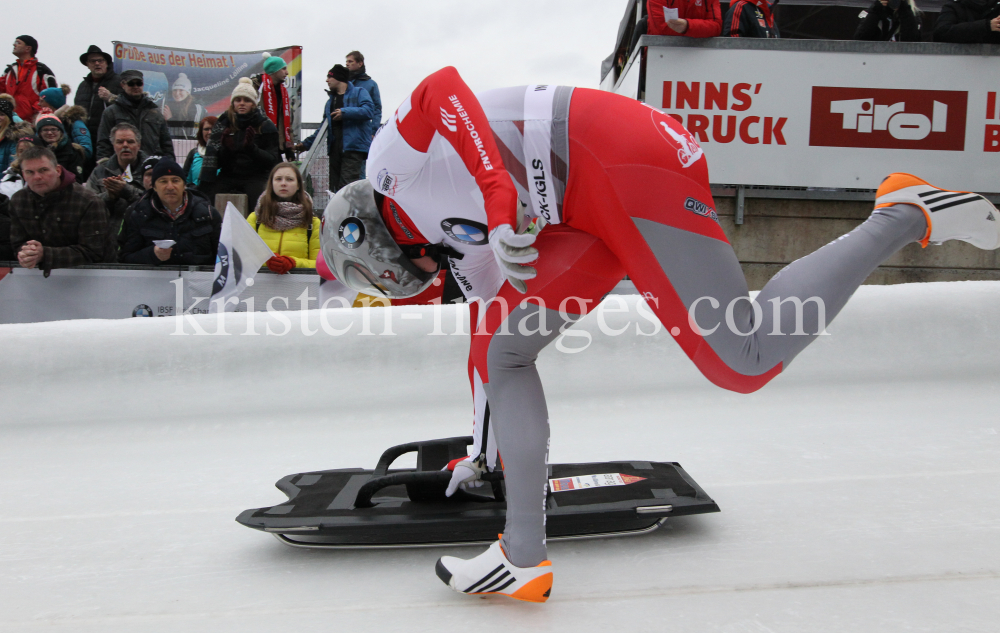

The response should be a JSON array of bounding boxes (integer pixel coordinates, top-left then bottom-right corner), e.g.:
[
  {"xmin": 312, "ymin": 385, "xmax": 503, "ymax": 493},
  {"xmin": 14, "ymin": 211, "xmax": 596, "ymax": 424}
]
[
  {"xmin": 875, "ymin": 173, "xmax": 1000, "ymax": 250},
  {"xmin": 435, "ymin": 540, "xmax": 553, "ymax": 603}
]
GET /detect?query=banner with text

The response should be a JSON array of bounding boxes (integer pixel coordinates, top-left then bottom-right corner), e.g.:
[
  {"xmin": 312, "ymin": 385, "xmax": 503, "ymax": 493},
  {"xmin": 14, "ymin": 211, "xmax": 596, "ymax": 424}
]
[
  {"xmin": 638, "ymin": 47, "xmax": 1000, "ymax": 192},
  {"xmin": 113, "ymin": 42, "xmax": 302, "ymax": 141}
]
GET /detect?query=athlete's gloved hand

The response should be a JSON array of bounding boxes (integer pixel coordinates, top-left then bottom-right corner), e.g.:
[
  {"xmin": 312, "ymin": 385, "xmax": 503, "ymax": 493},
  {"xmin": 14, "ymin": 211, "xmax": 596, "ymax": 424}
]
[
  {"xmin": 444, "ymin": 456, "xmax": 487, "ymax": 497},
  {"xmin": 488, "ymin": 224, "xmax": 538, "ymax": 294}
]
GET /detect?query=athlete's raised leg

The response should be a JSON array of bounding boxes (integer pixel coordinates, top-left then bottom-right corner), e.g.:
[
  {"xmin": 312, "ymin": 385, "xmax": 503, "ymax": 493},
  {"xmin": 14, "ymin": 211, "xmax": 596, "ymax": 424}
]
[{"xmin": 562, "ymin": 91, "xmax": 981, "ymax": 394}]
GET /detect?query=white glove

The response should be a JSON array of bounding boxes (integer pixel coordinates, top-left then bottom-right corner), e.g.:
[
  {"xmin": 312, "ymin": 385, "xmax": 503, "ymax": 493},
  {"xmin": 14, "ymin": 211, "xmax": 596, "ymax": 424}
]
[
  {"xmin": 445, "ymin": 456, "xmax": 487, "ymax": 497},
  {"xmin": 488, "ymin": 224, "xmax": 538, "ymax": 294}
]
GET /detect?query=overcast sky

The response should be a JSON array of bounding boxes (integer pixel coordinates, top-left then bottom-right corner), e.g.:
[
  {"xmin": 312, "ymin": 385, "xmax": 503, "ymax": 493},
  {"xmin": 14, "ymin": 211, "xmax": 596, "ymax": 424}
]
[{"xmin": 3, "ymin": 0, "xmax": 627, "ymax": 128}]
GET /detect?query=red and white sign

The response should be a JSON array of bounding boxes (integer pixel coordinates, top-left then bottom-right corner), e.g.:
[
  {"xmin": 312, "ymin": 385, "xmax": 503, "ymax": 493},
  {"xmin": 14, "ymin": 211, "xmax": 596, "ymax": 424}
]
[
  {"xmin": 810, "ymin": 87, "xmax": 967, "ymax": 152},
  {"xmin": 549, "ymin": 473, "xmax": 646, "ymax": 492},
  {"xmin": 627, "ymin": 43, "xmax": 1000, "ymax": 191}
]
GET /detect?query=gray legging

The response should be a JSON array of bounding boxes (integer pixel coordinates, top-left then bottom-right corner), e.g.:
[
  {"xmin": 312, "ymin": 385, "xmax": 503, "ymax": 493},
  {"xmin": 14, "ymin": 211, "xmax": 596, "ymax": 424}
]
[{"xmin": 479, "ymin": 204, "xmax": 927, "ymax": 567}]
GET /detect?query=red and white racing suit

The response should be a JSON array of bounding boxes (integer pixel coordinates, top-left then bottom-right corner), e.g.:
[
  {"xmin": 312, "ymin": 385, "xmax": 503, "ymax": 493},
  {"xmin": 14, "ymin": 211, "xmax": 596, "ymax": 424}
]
[{"xmin": 367, "ymin": 67, "xmax": 927, "ymax": 567}]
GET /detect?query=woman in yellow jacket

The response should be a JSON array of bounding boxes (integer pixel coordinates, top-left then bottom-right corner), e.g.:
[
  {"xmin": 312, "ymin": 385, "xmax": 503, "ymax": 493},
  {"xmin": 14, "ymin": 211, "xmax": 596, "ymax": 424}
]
[{"xmin": 247, "ymin": 162, "xmax": 321, "ymax": 273}]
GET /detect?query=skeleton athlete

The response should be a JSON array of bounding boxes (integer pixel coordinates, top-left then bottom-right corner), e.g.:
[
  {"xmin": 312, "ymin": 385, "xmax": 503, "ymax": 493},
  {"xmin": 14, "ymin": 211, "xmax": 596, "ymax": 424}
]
[{"xmin": 320, "ymin": 66, "xmax": 1000, "ymax": 603}]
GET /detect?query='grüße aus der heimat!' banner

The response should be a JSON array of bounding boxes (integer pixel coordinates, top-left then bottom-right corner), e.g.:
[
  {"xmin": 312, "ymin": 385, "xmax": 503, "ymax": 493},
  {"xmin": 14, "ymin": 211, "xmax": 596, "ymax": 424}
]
[{"xmin": 113, "ymin": 42, "xmax": 302, "ymax": 141}]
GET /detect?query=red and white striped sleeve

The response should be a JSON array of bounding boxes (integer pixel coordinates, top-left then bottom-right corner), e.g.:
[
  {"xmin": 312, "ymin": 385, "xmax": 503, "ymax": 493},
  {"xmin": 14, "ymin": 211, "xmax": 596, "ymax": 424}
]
[{"xmin": 394, "ymin": 67, "xmax": 519, "ymax": 230}]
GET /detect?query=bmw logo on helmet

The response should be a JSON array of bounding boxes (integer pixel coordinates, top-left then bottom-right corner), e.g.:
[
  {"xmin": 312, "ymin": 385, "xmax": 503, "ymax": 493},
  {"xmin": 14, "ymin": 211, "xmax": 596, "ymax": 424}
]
[
  {"xmin": 339, "ymin": 218, "xmax": 366, "ymax": 250},
  {"xmin": 441, "ymin": 218, "xmax": 488, "ymax": 245}
]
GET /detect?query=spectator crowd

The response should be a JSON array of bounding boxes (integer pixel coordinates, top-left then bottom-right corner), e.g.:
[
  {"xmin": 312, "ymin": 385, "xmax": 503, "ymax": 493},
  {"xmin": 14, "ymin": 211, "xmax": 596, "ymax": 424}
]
[
  {"xmin": 2, "ymin": 9, "xmax": 999, "ymax": 273},
  {"xmin": 637, "ymin": 0, "xmax": 1000, "ymax": 42},
  {"xmin": 0, "ymin": 37, "xmax": 382, "ymax": 275}
]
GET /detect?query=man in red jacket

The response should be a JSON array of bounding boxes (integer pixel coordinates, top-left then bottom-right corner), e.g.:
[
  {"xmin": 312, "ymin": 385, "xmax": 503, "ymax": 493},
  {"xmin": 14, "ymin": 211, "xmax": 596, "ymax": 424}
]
[
  {"xmin": 3, "ymin": 36, "xmax": 57, "ymax": 122},
  {"xmin": 647, "ymin": 0, "xmax": 723, "ymax": 37}
]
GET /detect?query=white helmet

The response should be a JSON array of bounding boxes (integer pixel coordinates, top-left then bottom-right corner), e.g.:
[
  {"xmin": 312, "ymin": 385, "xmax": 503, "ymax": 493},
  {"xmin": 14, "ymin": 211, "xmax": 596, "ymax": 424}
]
[{"xmin": 321, "ymin": 180, "xmax": 440, "ymax": 299}]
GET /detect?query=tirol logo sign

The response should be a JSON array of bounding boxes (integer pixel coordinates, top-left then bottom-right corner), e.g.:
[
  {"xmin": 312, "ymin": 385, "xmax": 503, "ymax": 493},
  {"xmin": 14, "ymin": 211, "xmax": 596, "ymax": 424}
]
[{"xmin": 810, "ymin": 87, "xmax": 967, "ymax": 151}]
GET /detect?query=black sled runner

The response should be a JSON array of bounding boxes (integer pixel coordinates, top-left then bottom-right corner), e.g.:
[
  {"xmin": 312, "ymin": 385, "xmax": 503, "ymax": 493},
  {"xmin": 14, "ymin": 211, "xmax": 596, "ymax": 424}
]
[{"xmin": 237, "ymin": 436, "xmax": 720, "ymax": 549}]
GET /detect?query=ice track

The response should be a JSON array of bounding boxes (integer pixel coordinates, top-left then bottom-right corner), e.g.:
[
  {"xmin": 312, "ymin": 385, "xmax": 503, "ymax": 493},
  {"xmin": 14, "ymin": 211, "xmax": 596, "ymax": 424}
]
[{"xmin": 1, "ymin": 282, "xmax": 998, "ymax": 632}]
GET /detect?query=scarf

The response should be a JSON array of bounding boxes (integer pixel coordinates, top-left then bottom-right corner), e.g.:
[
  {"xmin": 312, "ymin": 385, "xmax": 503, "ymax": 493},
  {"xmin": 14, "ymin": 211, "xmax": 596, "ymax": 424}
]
[
  {"xmin": 267, "ymin": 199, "xmax": 309, "ymax": 232},
  {"xmin": 155, "ymin": 192, "xmax": 189, "ymax": 221},
  {"xmin": 259, "ymin": 72, "xmax": 292, "ymax": 147}
]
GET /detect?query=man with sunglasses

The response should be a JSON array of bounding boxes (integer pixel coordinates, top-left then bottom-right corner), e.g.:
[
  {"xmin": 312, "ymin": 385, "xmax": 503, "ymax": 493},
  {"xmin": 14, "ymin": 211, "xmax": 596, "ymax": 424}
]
[{"xmin": 95, "ymin": 70, "xmax": 174, "ymax": 163}]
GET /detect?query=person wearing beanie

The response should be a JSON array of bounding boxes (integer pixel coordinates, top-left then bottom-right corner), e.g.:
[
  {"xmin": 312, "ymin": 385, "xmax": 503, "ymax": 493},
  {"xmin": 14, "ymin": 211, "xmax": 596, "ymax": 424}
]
[
  {"xmin": 39, "ymin": 85, "xmax": 68, "ymax": 111},
  {"xmin": 297, "ymin": 63, "xmax": 373, "ymax": 192},
  {"xmin": 35, "ymin": 113, "xmax": 87, "ymax": 183},
  {"xmin": 36, "ymin": 85, "xmax": 93, "ymax": 166},
  {"xmin": 3, "ymin": 36, "xmax": 57, "ymax": 121},
  {"xmin": 199, "ymin": 77, "xmax": 280, "ymax": 209},
  {"xmin": 75, "ymin": 45, "xmax": 122, "ymax": 146},
  {"xmin": 95, "ymin": 69, "xmax": 174, "ymax": 162},
  {"xmin": 0, "ymin": 96, "xmax": 33, "ymax": 173},
  {"xmin": 162, "ymin": 73, "xmax": 205, "ymax": 140},
  {"xmin": 119, "ymin": 156, "xmax": 222, "ymax": 266},
  {"xmin": 345, "ymin": 51, "xmax": 382, "ymax": 143},
  {"xmin": 254, "ymin": 52, "xmax": 295, "ymax": 161}
]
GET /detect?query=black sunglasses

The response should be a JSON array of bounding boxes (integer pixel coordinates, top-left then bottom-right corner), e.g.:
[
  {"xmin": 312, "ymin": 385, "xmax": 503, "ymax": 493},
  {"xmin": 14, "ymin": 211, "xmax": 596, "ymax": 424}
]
[{"xmin": 125, "ymin": 79, "xmax": 144, "ymax": 87}]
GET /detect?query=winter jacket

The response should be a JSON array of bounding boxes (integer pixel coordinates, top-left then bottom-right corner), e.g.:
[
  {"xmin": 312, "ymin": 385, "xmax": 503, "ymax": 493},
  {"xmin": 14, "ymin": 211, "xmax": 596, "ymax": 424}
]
[
  {"xmin": 8, "ymin": 166, "xmax": 112, "ymax": 274},
  {"xmin": 302, "ymin": 82, "xmax": 375, "ymax": 155},
  {"xmin": 855, "ymin": 0, "xmax": 922, "ymax": 41},
  {"xmin": 350, "ymin": 67, "xmax": 383, "ymax": 137},
  {"xmin": 118, "ymin": 188, "xmax": 222, "ymax": 266},
  {"xmin": 86, "ymin": 151, "xmax": 148, "ymax": 233},
  {"xmin": 0, "ymin": 120, "xmax": 33, "ymax": 173},
  {"xmin": 723, "ymin": 0, "xmax": 780, "ymax": 37},
  {"xmin": 2, "ymin": 58, "xmax": 57, "ymax": 121},
  {"xmin": 934, "ymin": 0, "xmax": 1000, "ymax": 43},
  {"xmin": 54, "ymin": 105, "xmax": 93, "ymax": 160},
  {"xmin": 647, "ymin": 0, "xmax": 723, "ymax": 38},
  {"xmin": 247, "ymin": 211, "xmax": 321, "ymax": 268},
  {"xmin": 0, "ymin": 193, "xmax": 12, "ymax": 261},
  {"xmin": 74, "ymin": 71, "xmax": 122, "ymax": 142},
  {"xmin": 182, "ymin": 145, "xmax": 207, "ymax": 187},
  {"xmin": 96, "ymin": 93, "xmax": 175, "ymax": 162},
  {"xmin": 43, "ymin": 130, "xmax": 88, "ymax": 184},
  {"xmin": 200, "ymin": 110, "xmax": 281, "ymax": 186}
]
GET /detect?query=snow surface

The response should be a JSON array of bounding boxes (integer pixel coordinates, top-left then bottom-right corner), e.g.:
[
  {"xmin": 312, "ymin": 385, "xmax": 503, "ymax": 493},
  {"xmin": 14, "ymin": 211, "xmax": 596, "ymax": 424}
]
[{"xmin": 1, "ymin": 282, "xmax": 998, "ymax": 632}]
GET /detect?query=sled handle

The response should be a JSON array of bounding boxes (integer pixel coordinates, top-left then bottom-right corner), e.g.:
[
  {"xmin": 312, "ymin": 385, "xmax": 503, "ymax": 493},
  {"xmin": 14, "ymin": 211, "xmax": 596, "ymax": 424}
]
[
  {"xmin": 372, "ymin": 436, "xmax": 475, "ymax": 477},
  {"xmin": 354, "ymin": 470, "xmax": 504, "ymax": 509}
]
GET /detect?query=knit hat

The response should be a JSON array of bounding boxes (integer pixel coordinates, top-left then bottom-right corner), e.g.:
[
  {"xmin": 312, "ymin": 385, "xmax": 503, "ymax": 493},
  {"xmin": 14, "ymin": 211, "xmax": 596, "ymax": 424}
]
[
  {"xmin": 172, "ymin": 73, "xmax": 192, "ymax": 94},
  {"xmin": 120, "ymin": 69, "xmax": 144, "ymax": 83},
  {"xmin": 262, "ymin": 52, "xmax": 287, "ymax": 75},
  {"xmin": 0, "ymin": 97, "xmax": 13, "ymax": 120},
  {"xmin": 16, "ymin": 35, "xmax": 38, "ymax": 55},
  {"xmin": 35, "ymin": 114, "xmax": 65, "ymax": 134},
  {"xmin": 151, "ymin": 159, "xmax": 185, "ymax": 185},
  {"xmin": 231, "ymin": 77, "xmax": 258, "ymax": 103},
  {"xmin": 40, "ymin": 86, "xmax": 66, "ymax": 109},
  {"xmin": 141, "ymin": 155, "xmax": 162, "ymax": 176},
  {"xmin": 329, "ymin": 64, "xmax": 349, "ymax": 83}
]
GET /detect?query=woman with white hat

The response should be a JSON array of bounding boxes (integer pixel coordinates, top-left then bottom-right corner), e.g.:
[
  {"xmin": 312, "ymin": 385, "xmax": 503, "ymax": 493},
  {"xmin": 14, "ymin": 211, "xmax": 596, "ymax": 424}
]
[
  {"xmin": 162, "ymin": 73, "xmax": 205, "ymax": 140},
  {"xmin": 199, "ymin": 77, "xmax": 280, "ymax": 207}
]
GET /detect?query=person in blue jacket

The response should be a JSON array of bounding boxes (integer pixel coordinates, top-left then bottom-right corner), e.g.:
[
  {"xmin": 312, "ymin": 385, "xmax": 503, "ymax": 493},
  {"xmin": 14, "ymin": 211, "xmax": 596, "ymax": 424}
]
[{"xmin": 297, "ymin": 64, "xmax": 373, "ymax": 192}]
